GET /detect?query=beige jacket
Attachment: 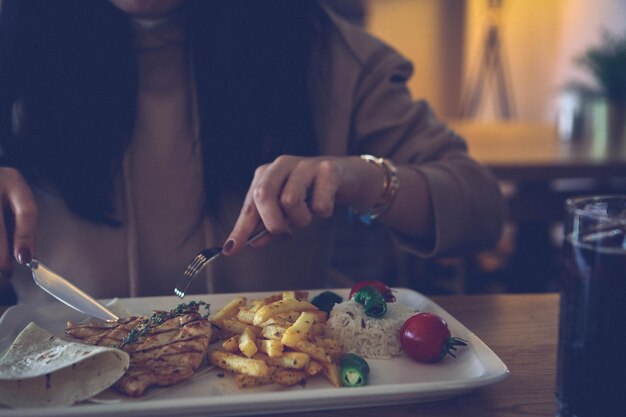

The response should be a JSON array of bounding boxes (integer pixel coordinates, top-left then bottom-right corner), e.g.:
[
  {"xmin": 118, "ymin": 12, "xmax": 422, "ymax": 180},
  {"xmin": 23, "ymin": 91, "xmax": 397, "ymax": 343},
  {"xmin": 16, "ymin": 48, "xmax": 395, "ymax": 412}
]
[{"xmin": 12, "ymin": 7, "xmax": 504, "ymax": 304}]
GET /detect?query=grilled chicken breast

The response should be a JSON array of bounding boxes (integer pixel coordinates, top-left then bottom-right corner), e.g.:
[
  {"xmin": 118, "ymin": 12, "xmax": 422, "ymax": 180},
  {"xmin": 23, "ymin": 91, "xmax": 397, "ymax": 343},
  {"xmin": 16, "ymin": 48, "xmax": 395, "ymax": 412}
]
[{"xmin": 65, "ymin": 304, "xmax": 212, "ymax": 397}]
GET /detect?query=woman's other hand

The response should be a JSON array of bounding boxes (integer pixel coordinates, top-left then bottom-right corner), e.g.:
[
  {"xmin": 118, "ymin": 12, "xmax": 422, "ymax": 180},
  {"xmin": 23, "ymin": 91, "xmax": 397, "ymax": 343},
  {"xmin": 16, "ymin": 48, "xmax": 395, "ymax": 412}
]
[
  {"xmin": 0, "ymin": 167, "xmax": 37, "ymax": 277},
  {"xmin": 222, "ymin": 155, "xmax": 387, "ymax": 255}
]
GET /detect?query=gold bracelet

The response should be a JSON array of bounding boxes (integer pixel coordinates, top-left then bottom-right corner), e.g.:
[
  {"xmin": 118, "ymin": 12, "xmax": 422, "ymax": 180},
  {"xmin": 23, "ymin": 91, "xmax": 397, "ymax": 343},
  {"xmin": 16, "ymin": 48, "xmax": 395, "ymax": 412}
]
[{"xmin": 351, "ymin": 154, "xmax": 400, "ymax": 224}]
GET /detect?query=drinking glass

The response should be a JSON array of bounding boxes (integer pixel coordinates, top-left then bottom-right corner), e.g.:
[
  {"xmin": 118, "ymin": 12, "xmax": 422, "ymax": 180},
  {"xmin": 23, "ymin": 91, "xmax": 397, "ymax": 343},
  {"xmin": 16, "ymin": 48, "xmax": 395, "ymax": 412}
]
[{"xmin": 557, "ymin": 195, "xmax": 626, "ymax": 417}]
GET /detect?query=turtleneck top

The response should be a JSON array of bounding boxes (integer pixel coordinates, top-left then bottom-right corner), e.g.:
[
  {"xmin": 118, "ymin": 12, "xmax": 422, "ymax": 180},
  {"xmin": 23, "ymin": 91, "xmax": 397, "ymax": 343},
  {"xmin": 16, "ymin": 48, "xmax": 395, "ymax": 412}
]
[{"xmin": 125, "ymin": 15, "xmax": 208, "ymax": 296}]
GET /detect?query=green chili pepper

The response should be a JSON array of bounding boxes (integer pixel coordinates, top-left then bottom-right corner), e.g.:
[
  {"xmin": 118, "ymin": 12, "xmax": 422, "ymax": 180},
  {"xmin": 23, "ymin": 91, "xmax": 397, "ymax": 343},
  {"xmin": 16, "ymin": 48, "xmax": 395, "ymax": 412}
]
[
  {"xmin": 352, "ymin": 285, "xmax": 376, "ymax": 303},
  {"xmin": 364, "ymin": 295, "xmax": 387, "ymax": 317},
  {"xmin": 311, "ymin": 291, "xmax": 343, "ymax": 313},
  {"xmin": 340, "ymin": 353, "xmax": 370, "ymax": 387},
  {"xmin": 353, "ymin": 285, "xmax": 387, "ymax": 318}
]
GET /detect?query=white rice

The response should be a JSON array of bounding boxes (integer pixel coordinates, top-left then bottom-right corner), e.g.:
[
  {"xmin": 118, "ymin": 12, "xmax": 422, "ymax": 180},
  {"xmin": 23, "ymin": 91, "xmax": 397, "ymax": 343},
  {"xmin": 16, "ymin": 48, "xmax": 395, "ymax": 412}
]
[{"xmin": 325, "ymin": 299, "xmax": 415, "ymax": 359}]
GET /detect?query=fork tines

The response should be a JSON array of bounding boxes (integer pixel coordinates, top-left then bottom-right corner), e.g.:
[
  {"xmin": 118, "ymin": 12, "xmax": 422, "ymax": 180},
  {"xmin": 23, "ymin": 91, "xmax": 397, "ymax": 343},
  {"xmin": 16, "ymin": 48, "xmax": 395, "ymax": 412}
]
[
  {"xmin": 174, "ymin": 248, "xmax": 221, "ymax": 298},
  {"xmin": 174, "ymin": 230, "xmax": 267, "ymax": 298}
]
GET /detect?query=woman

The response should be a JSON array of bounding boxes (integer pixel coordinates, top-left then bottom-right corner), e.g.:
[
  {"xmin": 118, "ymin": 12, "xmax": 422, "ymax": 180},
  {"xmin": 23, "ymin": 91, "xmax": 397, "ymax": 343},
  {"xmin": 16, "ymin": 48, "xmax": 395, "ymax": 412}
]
[{"xmin": 0, "ymin": 0, "xmax": 505, "ymax": 303}]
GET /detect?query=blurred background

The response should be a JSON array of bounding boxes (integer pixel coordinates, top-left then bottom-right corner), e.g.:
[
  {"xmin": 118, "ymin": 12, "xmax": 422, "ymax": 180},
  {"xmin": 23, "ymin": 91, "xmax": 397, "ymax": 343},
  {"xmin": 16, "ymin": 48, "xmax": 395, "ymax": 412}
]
[
  {"xmin": 330, "ymin": 0, "xmax": 625, "ymax": 122},
  {"xmin": 328, "ymin": 0, "xmax": 626, "ymax": 295}
]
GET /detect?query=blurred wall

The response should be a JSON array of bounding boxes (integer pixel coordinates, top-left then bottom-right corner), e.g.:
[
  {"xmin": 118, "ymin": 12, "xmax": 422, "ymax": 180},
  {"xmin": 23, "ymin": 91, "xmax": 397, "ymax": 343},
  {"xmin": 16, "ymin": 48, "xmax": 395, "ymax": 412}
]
[
  {"xmin": 462, "ymin": 0, "xmax": 563, "ymax": 121},
  {"xmin": 552, "ymin": 0, "xmax": 626, "ymax": 97},
  {"xmin": 463, "ymin": 0, "xmax": 626, "ymax": 122},
  {"xmin": 365, "ymin": 0, "xmax": 465, "ymax": 119},
  {"xmin": 364, "ymin": 0, "xmax": 626, "ymax": 123}
]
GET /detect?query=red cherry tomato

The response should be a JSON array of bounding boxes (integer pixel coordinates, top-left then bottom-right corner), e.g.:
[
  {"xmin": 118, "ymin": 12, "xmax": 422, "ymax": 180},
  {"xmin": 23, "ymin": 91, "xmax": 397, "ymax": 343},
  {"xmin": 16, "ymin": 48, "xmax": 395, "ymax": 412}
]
[
  {"xmin": 349, "ymin": 280, "xmax": 396, "ymax": 302},
  {"xmin": 399, "ymin": 313, "xmax": 467, "ymax": 363}
]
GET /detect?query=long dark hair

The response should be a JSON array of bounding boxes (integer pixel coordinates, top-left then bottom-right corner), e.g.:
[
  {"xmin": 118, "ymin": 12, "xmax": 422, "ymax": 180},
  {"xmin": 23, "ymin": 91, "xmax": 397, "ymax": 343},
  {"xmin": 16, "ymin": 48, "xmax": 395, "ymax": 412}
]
[{"xmin": 0, "ymin": 0, "xmax": 319, "ymax": 225}]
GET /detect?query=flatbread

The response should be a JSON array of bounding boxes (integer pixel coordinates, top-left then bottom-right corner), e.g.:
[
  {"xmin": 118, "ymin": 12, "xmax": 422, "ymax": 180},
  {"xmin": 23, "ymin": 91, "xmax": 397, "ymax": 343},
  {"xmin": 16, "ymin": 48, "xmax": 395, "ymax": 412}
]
[{"xmin": 0, "ymin": 322, "xmax": 129, "ymax": 408}]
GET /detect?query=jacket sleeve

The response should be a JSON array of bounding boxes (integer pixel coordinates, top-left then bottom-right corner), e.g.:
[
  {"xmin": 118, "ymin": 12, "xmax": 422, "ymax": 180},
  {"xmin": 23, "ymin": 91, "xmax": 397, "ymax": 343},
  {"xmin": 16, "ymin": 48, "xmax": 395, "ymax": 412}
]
[
  {"xmin": 346, "ymin": 32, "xmax": 506, "ymax": 257},
  {"xmin": 320, "ymin": 10, "xmax": 505, "ymax": 257}
]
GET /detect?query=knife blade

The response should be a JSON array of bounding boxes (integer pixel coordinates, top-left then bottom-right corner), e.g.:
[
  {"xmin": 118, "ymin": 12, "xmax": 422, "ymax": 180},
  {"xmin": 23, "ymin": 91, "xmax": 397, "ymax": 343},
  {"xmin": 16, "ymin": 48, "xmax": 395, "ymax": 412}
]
[{"xmin": 27, "ymin": 259, "xmax": 119, "ymax": 322}]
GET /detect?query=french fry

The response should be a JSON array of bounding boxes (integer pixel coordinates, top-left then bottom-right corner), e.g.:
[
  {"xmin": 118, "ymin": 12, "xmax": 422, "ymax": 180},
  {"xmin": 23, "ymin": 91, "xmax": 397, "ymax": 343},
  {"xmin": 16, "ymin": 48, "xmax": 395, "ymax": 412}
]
[
  {"xmin": 234, "ymin": 373, "xmax": 275, "ymax": 389},
  {"xmin": 261, "ymin": 324, "xmax": 287, "ymax": 340},
  {"xmin": 248, "ymin": 300, "xmax": 265, "ymax": 312},
  {"xmin": 320, "ymin": 361, "xmax": 342, "ymax": 387},
  {"xmin": 209, "ymin": 350, "xmax": 270, "ymax": 377},
  {"xmin": 282, "ymin": 291, "xmax": 297, "ymax": 300},
  {"xmin": 305, "ymin": 360, "xmax": 323, "ymax": 376},
  {"xmin": 313, "ymin": 337, "xmax": 341, "ymax": 358},
  {"xmin": 259, "ymin": 339, "xmax": 283, "ymax": 358},
  {"xmin": 292, "ymin": 339, "xmax": 333, "ymax": 364},
  {"xmin": 260, "ymin": 317, "xmax": 293, "ymax": 328},
  {"xmin": 273, "ymin": 368, "xmax": 308, "ymax": 386},
  {"xmin": 211, "ymin": 296, "xmax": 247, "ymax": 323},
  {"xmin": 209, "ymin": 291, "xmax": 342, "ymax": 390},
  {"xmin": 238, "ymin": 328, "xmax": 258, "ymax": 358},
  {"xmin": 222, "ymin": 335, "xmax": 239, "ymax": 353},
  {"xmin": 253, "ymin": 299, "xmax": 319, "ymax": 326},
  {"xmin": 272, "ymin": 311, "xmax": 301, "ymax": 323},
  {"xmin": 236, "ymin": 309, "xmax": 256, "ymax": 324},
  {"xmin": 220, "ymin": 318, "xmax": 262, "ymax": 336},
  {"xmin": 265, "ymin": 352, "xmax": 310, "ymax": 370},
  {"xmin": 281, "ymin": 311, "xmax": 316, "ymax": 347},
  {"xmin": 274, "ymin": 310, "xmax": 328, "ymax": 324},
  {"xmin": 262, "ymin": 321, "xmax": 322, "ymax": 341},
  {"xmin": 263, "ymin": 291, "xmax": 309, "ymax": 305}
]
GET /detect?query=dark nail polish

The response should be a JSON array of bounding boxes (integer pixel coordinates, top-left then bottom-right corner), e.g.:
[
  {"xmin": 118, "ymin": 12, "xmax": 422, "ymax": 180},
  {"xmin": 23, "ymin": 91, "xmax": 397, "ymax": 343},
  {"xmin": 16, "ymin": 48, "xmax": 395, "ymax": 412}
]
[
  {"xmin": 0, "ymin": 270, "xmax": 13, "ymax": 280},
  {"xmin": 17, "ymin": 248, "xmax": 31, "ymax": 265},
  {"xmin": 222, "ymin": 239, "xmax": 235, "ymax": 255}
]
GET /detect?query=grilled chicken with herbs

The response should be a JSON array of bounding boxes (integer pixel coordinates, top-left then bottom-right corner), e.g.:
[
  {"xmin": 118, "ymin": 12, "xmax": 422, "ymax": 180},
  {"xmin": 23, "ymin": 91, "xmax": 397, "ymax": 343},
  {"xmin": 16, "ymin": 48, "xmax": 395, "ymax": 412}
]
[{"xmin": 65, "ymin": 301, "xmax": 211, "ymax": 397}]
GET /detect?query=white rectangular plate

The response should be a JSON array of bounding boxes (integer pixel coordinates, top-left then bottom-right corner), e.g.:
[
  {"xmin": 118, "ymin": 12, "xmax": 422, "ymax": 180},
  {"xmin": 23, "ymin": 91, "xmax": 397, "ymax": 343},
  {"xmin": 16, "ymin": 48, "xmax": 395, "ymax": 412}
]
[{"xmin": 0, "ymin": 288, "xmax": 508, "ymax": 417}]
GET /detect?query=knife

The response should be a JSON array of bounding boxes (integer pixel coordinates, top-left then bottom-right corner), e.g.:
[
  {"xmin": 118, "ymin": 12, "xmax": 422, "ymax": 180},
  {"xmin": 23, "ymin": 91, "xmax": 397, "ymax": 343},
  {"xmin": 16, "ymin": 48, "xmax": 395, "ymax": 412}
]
[{"xmin": 27, "ymin": 259, "xmax": 119, "ymax": 322}]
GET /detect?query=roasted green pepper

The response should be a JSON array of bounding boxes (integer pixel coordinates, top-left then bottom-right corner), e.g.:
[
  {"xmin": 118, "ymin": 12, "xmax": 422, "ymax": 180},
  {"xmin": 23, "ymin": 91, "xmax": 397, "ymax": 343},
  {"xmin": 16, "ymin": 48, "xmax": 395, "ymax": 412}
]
[
  {"xmin": 311, "ymin": 291, "xmax": 343, "ymax": 313},
  {"xmin": 353, "ymin": 285, "xmax": 387, "ymax": 318},
  {"xmin": 340, "ymin": 353, "xmax": 370, "ymax": 387}
]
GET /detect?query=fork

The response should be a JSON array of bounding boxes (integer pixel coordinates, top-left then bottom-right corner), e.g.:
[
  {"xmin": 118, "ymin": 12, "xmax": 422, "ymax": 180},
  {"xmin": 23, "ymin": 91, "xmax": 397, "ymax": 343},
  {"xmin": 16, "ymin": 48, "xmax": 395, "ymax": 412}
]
[{"xmin": 174, "ymin": 229, "xmax": 269, "ymax": 298}]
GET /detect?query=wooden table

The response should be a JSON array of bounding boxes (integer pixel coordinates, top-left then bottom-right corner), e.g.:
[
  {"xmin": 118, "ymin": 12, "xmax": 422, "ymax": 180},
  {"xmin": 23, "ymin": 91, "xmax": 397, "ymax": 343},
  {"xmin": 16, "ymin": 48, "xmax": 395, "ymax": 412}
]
[
  {"xmin": 0, "ymin": 293, "xmax": 560, "ymax": 417},
  {"xmin": 450, "ymin": 121, "xmax": 626, "ymax": 181}
]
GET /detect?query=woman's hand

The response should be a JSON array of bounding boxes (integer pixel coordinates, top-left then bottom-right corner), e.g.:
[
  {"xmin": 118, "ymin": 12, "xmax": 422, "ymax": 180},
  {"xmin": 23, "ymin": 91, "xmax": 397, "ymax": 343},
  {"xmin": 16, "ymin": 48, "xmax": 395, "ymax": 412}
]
[
  {"xmin": 0, "ymin": 167, "xmax": 38, "ymax": 277},
  {"xmin": 222, "ymin": 155, "xmax": 384, "ymax": 255}
]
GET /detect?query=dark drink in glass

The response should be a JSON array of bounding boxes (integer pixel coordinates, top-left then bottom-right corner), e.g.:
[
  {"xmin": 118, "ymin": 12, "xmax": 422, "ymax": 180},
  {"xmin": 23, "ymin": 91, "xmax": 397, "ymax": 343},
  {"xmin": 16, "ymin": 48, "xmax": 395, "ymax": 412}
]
[{"xmin": 557, "ymin": 196, "xmax": 626, "ymax": 417}]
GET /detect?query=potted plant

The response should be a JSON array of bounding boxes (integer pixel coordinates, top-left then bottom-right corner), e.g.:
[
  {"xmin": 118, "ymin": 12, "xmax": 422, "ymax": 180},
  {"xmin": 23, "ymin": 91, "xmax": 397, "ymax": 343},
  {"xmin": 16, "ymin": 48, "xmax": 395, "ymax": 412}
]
[{"xmin": 576, "ymin": 29, "xmax": 626, "ymax": 140}]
